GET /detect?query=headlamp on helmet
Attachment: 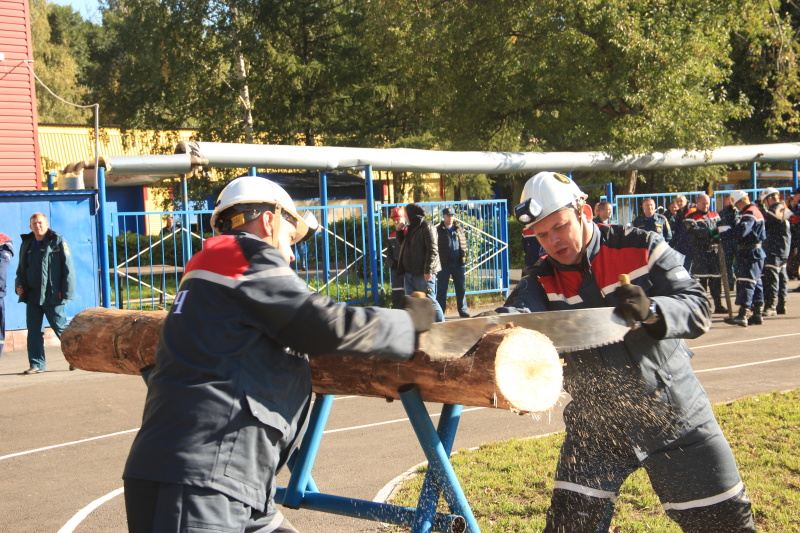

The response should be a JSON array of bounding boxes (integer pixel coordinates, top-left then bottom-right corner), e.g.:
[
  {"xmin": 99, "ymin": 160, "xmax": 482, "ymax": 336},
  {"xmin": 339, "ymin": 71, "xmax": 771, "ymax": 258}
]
[{"xmin": 514, "ymin": 198, "xmax": 544, "ymax": 226}]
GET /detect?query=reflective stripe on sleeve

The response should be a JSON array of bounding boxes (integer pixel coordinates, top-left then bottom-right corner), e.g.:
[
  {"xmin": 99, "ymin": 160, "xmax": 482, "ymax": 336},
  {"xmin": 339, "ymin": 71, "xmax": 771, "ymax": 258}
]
[
  {"xmin": 662, "ymin": 482, "xmax": 744, "ymax": 511},
  {"xmin": 553, "ymin": 481, "xmax": 617, "ymax": 501}
]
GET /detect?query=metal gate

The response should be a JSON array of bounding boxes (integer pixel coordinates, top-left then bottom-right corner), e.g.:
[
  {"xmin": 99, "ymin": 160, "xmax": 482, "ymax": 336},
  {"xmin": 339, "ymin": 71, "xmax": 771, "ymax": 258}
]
[
  {"xmin": 108, "ymin": 204, "xmax": 372, "ymax": 310},
  {"xmin": 378, "ymin": 200, "xmax": 510, "ymax": 302}
]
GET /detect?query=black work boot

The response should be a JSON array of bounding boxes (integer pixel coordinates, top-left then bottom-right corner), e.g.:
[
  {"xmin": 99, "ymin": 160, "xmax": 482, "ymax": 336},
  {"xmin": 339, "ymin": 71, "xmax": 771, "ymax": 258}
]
[
  {"xmin": 713, "ymin": 300, "xmax": 728, "ymax": 314},
  {"xmin": 763, "ymin": 300, "xmax": 777, "ymax": 317},
  {"xmin": 748, "ymin": 304, "xmax": 763, "ymax": 325},
  {"xmin": 726, "ymin": 306, "xmax": 750, "ymax": 327},
  {"xmin": 777, "ymin": 299, "xmax": 786, "ymax": 315}
]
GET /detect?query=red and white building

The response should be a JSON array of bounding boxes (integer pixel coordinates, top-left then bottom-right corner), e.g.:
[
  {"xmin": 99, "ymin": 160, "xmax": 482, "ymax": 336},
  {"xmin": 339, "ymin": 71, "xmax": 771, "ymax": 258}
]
[{"xmin": 0, "ymin": 0, "xmax": 41, "ymax": 190}]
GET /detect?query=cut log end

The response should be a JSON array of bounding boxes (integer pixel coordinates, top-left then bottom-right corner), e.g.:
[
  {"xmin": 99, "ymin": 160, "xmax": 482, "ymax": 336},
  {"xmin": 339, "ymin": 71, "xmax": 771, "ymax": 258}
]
[{"xmin": 493, "ymin": 328, "xmax": 563, "ymax": 414}]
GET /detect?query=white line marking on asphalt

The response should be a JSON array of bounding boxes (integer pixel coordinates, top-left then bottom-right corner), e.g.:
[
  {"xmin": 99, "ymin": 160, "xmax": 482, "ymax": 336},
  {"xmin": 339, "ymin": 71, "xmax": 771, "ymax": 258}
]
[
  {"xmin": 0, "ymin": 429, "xmax": 139, "ymax": 462},
  {"xmin": 691, "ymin": 332, "xmax": 800, "ymax": 350},
  {"xmin": 322, "ymin": 407, "xmax": 486, "ymax": 434},
  {"xmin": 694, "ymin": 354, "xmax": 800, "ymax": 373},
  {"xmin": 57, "ymin": 488, "xmax": 124, "ymax": 533}
]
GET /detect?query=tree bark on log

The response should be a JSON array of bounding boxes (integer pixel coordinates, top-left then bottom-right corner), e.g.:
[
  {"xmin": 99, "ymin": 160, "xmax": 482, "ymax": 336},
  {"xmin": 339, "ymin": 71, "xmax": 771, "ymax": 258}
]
[{"xmin": 62, "ymin": 307, "xmax": 563, "ymax": 414}]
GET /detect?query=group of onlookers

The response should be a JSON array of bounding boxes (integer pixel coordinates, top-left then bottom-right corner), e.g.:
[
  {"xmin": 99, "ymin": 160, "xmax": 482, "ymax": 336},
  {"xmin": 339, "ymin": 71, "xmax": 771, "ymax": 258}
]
[
  {"xmin": 384, "ymin": 204, "xmax": 470, "ymax": 321},
  {"xmin": 631, "ymin": 187, "xmax": 799, "ymax": 327}
]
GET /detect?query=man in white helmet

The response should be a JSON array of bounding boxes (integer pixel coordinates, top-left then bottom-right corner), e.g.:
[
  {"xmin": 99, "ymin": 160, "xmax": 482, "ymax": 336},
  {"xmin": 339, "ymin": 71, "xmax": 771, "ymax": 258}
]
[
  {"xmin": 496, "ymin": 172, "xmax": 755, "ymax": 532},
  {"xmin": 724, "ymin": 190, "xmax": 767, "ymax": 327},
  {"xmin": 123, "ymin": 176, "xmax": 435, "ymax": 533}
]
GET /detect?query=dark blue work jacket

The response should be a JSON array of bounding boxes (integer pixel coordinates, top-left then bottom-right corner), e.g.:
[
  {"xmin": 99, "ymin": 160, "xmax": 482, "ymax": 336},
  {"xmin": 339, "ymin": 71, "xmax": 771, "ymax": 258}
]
[{"xmin": 497, "ymin": 224, "xmax": 713, "ymax": 460}]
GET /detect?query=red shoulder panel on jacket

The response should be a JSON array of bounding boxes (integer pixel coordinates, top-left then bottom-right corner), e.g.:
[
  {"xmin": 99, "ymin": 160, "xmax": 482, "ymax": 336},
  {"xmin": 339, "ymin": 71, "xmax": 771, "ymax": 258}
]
[
  {"xmin": 184, "ymin": 235, "xmax": 250, "ymax": 279},
  {"xmin": 591, "ymin": 245, "xmax": 650, "ymax": 290}
]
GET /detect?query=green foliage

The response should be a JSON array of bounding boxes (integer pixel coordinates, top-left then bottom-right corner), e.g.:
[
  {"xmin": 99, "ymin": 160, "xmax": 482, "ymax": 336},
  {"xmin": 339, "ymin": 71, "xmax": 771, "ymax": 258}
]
[
  {"xmin": 388, "ymin": 389, "xmax": 800, "ymax": 532},
  {"xmin": 30, "ymin": 0, "xmax": 94, "ymax": 124},
  {"xmin": 29, "ymin": 0, "xmax": 800, "ymax": 200}
]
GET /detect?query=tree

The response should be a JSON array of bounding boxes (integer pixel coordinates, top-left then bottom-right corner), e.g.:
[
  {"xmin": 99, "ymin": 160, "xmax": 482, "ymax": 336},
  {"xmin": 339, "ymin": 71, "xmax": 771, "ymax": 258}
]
[{"xmin": 30, "ymin": 0, "xmax": 94, "ymax": 124}]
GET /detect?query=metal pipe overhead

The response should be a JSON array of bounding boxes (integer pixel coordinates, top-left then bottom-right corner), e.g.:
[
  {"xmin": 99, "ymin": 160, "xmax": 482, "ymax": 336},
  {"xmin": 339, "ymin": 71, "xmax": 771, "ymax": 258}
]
[{"xmin": 100, "ymin": 141, "xmax": 800, "ymax": 176}]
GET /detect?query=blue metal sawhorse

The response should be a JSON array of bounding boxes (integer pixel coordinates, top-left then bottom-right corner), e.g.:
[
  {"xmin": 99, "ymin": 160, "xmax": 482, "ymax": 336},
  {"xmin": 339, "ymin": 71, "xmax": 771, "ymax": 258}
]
[{"xmin": 274, "ymin": 385, "xmax": 481, "ymax": 533}]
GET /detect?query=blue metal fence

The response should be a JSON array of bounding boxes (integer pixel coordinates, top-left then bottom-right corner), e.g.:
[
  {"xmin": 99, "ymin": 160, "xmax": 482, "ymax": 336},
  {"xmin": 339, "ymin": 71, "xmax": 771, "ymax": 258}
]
[{"xmin": 108, "ymin": 199, "xmax": 509, "ymax": 311}]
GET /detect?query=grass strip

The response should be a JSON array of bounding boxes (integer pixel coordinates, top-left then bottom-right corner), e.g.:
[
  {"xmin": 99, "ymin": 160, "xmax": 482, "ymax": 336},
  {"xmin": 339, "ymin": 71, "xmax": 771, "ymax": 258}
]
[{"xmin": 388, "ymin": 389, "xmax": 800, "ymax": 532}]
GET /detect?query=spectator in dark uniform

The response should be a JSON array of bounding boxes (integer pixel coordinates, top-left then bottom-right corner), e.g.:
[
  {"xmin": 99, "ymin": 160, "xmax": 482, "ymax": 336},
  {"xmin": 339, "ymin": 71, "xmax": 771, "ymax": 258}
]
[
  {"xmin": 684, "ymin": 194, "xmax": 727, "ymax": 314},
  {"xmin": 760, "ymin": 188, "xmax": 791, "ymax": 316},
  {"xmin": 436, "ymin": 207, "xmax": 470, "ymax": 318},
  {"xmin": 725, "ymin": 191, "xmax": 767, "ymax": 327},
  {"xmin": 719, "ymin": 192, "xmax": 741, "ymax": 288},
  {"xmin": 632, "ymin": 198, "xmax": 672, "ymax": 242},
  {"xmin": 592, "ymin": 200, "xmax": 613, "ymax": 224},
  {"xmin": 670, "ymin": 194, "xmax": 694, "ymax": 270}
]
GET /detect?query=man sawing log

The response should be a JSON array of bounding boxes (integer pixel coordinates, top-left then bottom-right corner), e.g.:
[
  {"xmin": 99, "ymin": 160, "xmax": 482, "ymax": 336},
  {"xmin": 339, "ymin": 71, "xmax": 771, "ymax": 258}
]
[{"xmin": 61, "ymin": 306, "xmax": 564, "ymax": 414}]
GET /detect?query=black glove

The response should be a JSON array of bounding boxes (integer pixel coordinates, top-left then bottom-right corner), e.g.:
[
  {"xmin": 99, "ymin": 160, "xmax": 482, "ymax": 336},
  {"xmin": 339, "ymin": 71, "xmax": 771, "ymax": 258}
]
[
  {"xmin": 613, "ymin": 283, "xmax": 651, "ymax": 322},
  {"xmin": 402, "ymin": 295, "xmax": 435, "ymax": 334},
  {"xmin": 473, "ymin": 310, "xmax": 500, "ymax": 318}
]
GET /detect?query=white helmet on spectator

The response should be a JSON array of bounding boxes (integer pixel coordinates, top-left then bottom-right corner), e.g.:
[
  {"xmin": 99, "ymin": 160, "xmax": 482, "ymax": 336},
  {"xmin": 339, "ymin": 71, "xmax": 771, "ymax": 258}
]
[
  {"xmin": 729, "ymin": 190, "xmax": 749, "ymax": 205},
  {"xmin": 515, "ymin": 172, "xmax": 588, "ymax": 228},
  {"xmin": 759, "ymin": 187, "xmax": 780, "ymax": 202},
  {"xmin": 211, "ymin": 176, "xmax": 313, "ymax": 243}
]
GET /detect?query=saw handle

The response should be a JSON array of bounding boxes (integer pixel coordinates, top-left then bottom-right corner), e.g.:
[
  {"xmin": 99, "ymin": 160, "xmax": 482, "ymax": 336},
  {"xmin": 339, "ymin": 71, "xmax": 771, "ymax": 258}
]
[{"xmin": 616, "ymin": 273, "xmax": 640, "ymax": 329}]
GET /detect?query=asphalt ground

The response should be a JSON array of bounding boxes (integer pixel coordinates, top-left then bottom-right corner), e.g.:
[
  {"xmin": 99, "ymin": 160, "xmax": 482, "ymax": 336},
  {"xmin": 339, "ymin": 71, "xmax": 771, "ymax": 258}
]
[{"xmin": 2, "ymin": 288, "xmax": 800, "ymax": 533}]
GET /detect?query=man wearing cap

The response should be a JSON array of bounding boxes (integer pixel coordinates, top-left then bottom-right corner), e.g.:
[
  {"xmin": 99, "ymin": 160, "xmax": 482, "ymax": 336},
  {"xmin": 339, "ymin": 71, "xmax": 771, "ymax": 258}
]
[
  {"xmin": 123, "ymin": 176, "xmax": 435, "ymax": 533},
  {"xmin": 724, "ymin": 191, "xmax": 767, "ymax": 327},
  {"xmin": 760, "ymin": 188, "xmax": 791, "ymax": 316},
  {"xmin": 385, "ymin": 206, "xmax": 408, "ymax": 309},
  {"xmin": 683, "ymin": 194, "xmax": 728, "ymax": 314},
  {"xmin": 436, "ymin": 207, "xmax": 470, "ymax": 318},
  {"xmin": 495, "ymin": 172, "xmax": 755, "ymax": 532}
]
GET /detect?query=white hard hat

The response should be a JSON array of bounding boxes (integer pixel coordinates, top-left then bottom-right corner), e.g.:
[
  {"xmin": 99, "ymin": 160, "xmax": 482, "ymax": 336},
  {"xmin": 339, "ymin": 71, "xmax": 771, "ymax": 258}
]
[
  {"xmin": 211, "ymin": 176, "xmax": 310, "ymax": 242},
  {"xmin": 759, "ymin": 187, "xmax": 780, "ymax": 201},
  {"xmin": 729, "ymin": 190, "xmax": 748, "ymax": 205},
  {"xmin": 515, "ymin": 172, "xmax": 588, "ymax": 228}
]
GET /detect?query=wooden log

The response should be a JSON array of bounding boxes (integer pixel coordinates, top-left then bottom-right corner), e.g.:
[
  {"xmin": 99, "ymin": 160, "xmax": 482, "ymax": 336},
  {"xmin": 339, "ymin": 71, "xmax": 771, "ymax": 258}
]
[{"xmin": 62, "ymin": 307, "xmax": 563, "ymax": 414}]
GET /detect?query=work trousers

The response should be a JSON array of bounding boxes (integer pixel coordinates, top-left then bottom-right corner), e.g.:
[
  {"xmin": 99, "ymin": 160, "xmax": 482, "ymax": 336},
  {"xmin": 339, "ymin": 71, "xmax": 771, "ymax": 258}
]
[
  {"xmin": 124, "ymin": 479, "xmax": 299, "ymax": 533},
  {"xmin": 403, "ymin": 273, "xmax": 444, "ymax": 322},
  {"xmin": 390, "ymin": 269, "xmax": 405, "ymax": 309},
  {"xmin": 734, "ymin": 258, "xmax": 765, "ymax": 308},
  {"xmin": 436, "ymin": 264, "xmax": 467, "ymax": 316},
  {"xmin": 0, "ymin": 297, "xmax": 5, "ymax": 358},
  {"xmin": 25, "ymin": 298, "xmax": 67, "ymax": 370},
  {"xmin": 762, "ymin": 255, "xmax": 788, "ymax": 305},
  {"xmin": 544, "ymin": 418, "xmax": 755, "ymax": 533}
]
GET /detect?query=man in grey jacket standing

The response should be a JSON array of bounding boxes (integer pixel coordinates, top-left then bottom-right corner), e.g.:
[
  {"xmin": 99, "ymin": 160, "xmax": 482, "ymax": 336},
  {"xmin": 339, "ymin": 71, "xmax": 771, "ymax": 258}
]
[
  {"xmin": 397, "ymin": 203, "xmax": 444, "ymax": 322},
  {"xmin": 436, "ymin": 207, "xmax": 469, "ymax": 318},
  {"xmin": 123, "ymin": 177, "xmax": 434, "ymax": 533}
]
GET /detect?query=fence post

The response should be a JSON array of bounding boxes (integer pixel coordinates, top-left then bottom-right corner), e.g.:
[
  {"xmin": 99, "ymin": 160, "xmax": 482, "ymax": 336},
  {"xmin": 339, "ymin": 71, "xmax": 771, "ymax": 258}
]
[
  {"xmin": 319, "ymin": 171, "xmax": 331, "ymax": 285},
  {"xmin": 750, "ymin": 162, "xmax": 758, "ymax": 190},
  {"xmin": 793, "ymin": 160, "xmax": 799, "ymax": 192},
  {"xmin": 364, "ymin": 165, "xmax": 380, "ymax": 306},
  {"xmin": 98, "ymin": 165, "xmax": 111, "ymax": 308}
]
